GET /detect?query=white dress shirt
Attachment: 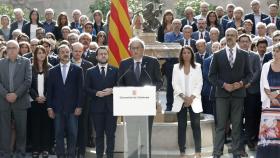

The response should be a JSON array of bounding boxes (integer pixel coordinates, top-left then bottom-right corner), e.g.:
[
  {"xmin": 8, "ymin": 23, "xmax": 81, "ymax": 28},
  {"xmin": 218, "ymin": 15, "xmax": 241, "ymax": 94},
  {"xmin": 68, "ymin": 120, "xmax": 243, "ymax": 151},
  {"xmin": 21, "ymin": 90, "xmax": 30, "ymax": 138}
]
[
  {"xmin": 30, "ymin": 24, "xmax": 38, "ymax": 39},
  {"xmin": 226, "ymin": 45, "xmax": 237, "ymax": 64},
  {"xmin": 37, "ymin": 73, "xmax": 44, "ymax": 97},
  {"xmin": 134, "ymin": 58, "xmax": 143, "ymax": 72}
]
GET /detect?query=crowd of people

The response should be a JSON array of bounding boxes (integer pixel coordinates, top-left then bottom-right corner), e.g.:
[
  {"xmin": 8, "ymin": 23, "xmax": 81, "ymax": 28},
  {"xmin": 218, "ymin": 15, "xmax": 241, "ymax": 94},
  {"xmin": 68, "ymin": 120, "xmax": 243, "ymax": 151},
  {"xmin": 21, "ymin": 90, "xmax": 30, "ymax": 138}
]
[{"xmin": 0, "ymin": 0, "xmax": 280, "ymax": 158}]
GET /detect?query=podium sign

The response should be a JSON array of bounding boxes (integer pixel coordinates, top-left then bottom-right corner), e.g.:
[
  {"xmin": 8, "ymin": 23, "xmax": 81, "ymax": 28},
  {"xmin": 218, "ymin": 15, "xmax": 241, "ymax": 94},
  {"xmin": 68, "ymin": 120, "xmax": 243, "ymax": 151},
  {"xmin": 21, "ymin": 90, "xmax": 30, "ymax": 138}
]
[{"xmin": 113, "ymin": 86, "xmax": 156, "ymax": 116}]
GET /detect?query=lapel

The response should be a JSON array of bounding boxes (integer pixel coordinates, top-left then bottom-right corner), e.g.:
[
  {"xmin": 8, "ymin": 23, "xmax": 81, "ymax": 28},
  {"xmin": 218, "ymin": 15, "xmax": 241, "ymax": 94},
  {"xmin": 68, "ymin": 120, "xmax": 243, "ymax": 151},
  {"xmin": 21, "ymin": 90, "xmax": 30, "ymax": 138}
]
[
  {"xmin": 139, "ymin": 57, "xmax": 148, "ymax": 80},
  {"xmin": 129, "ymin": 58, "xmax": 138, "ymax": 81},
  {"xmin": 13, "ymin": 57, "xmax": 22, "ymax": 78},
  {"xmin": 221, "ymin": 49, "xmax": 232, "ymax": 69},
  {"xmin": 95, "ymin": 66, "xmax": 103, "ymax": 80},
  {"xmin": 65, "ymin": 64, "xmax": 74, "ymax": 85},
  {"xmin": 4, "ymin": 59, "xmax": 9, "ymax": 81},
  {"xmin": 232, "ymin": 48, "xmax": 240, "ymax": 68}
]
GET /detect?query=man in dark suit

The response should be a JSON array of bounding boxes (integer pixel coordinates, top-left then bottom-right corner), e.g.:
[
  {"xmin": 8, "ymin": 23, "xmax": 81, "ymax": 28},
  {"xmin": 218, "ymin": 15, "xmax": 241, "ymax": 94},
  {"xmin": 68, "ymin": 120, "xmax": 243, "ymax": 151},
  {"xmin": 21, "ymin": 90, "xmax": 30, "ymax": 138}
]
[
  {"xmin": 42, "ymin": 8, "xmax": 56, "ymax": 34},
  {"xmin": 71, "ymin": 42, "xmax": 93, "ymax": 158},
  {"xmin": 180, "ymin": 6, "xmax": 198, "ymax": 32},
  {"xmin": 179, "ymin": 25, "xmax": 197, "ymax": 52},
  {"xmin": 86, "ymin": 46, "xmax": 118, "ymax": 158},
  {"xmin": 191, "ymin": 18, "xmax": 210, "ymax": 42},
  {"xmin": 244, "ymin": 0, "xmax": 268, "ymax": 35},
  {"xmin": 79, "ymin": 33, "xmax": 97, "ymax": 65},
  {"xmin": 118, "ymin": 37, "xmax": 162, "ymax": 158},
  {"xmin": 9, "ymin": 8, "xmax": 28, "ymax": 39},
  {"xmin": 262, "ymin": 4, "xmax": 280, "ymax": 30},
  {"xmin": 47, "ymin": 44, "xmax": 83, "ymax": 158},
  {"xmin": 70, "ymin": 9, "xmax": 82, "ymax": 30},
  {"xmin": 238, "ymin": 34, "xmax": 262, "ymax": 154},
  {"xmin": 221, "ymin": 4, "xmax": 235, "ymax": 30},
  {"xmin": 209, "ymin": 28, "xmax": 252, "ymax": 158},
  {"xmin": 0, "ymin": 40, "xmax": 32, "ymax": 158}
]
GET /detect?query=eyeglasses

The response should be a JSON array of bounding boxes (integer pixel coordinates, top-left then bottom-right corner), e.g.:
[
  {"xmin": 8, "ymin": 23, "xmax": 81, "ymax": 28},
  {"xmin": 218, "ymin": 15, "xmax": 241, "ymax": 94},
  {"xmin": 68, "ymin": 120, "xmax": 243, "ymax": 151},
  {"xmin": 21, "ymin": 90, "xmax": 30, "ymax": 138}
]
[{"xmin": 7, "ymin": 47, "xmax": 18, "ymax": 50}]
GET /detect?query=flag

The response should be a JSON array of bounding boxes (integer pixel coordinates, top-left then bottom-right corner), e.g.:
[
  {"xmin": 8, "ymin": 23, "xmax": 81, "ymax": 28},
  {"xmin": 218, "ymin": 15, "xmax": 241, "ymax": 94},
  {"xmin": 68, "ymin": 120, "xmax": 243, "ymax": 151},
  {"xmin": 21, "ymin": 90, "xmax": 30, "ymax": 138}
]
[{"xmin": 108, "ymin": 0, "xmax": 132, "ymax": 67}]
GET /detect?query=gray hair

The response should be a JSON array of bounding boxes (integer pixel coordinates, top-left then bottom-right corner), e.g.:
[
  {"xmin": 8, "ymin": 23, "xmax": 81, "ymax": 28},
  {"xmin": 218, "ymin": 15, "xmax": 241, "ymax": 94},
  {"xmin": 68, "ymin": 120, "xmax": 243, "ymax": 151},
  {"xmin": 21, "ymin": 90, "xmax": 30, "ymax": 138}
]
[
  {"xmin": 78, "ymin": 32, "xmax": 92, "ymax": 41},
  {"xmin": 45, "ymin": 8, "xmax": 54, "ymax": 15},
  {"xmin": 13, "ymin": 8, "xmax": 24, "ymax": 15},
  {"xmin": 71, "ymin": 42, "xmax": 84, "ymax": 49},
  {"xmin": 210, "ymin": 27, "xmax": 220, "ymax": 35},
  {"xmin": 128, "ymin": 37, "xmax": 145, "ymax": 50},
  {"xmin": 196, "ymin": 39, "xmax": 206, "ymax": 45},
  {"xmin": 272, "ymin": 42, "xmax": 280, "ymax": 56},
  {"xmin": 58, "ymin": 44, "xmax": 70, "ymax": 53},
  {"xmin": 6, "ymin": 40, "xmax": 19, "ymax": 48},
  {"xmin": 182, "ymin": 25, "xmax": 193, "ymax": 31}
]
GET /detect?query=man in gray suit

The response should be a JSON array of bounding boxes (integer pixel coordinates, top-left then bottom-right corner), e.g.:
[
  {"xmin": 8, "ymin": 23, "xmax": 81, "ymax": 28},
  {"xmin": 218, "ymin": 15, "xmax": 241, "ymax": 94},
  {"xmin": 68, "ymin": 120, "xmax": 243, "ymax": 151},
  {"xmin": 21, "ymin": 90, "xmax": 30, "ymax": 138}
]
[
  {"xmin": 238, "ymin": 34, "xmax": 262, "ymax": 153},
  {"xmin": 0, "ymin": 40, "xmax": 32, "ymax": 158},
  {"xmin": 209, "ymin": 28, "xmax": 252, "ymax": 158}
]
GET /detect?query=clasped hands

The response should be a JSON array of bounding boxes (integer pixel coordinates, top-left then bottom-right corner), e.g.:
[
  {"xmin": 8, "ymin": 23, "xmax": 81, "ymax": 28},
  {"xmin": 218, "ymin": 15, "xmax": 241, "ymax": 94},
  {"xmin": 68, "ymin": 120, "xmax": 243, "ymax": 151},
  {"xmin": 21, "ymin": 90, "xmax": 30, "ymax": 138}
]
[
  {"xmin": 96, "ymin": 88, "xmax": 113, "ymax": 97},
  {"xmin": 6, "ymin": 93, "xmax": 17, "ymax": 103},
  {"xmin": 223, "ymin": 81, "xmax": 244, "ymax": 92}
]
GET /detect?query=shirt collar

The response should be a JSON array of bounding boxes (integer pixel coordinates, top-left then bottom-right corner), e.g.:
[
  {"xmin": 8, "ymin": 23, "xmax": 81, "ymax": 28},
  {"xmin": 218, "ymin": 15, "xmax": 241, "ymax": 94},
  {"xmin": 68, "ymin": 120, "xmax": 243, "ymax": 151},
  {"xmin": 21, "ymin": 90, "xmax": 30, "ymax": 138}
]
[
  {"xmin": 98, "ymin": 63, "xmax": 108, "ymax": 70},
  {"xmin": 71, "ymin": 58, "xmax": 82, "ymax": 64},
  {"xmin": 134, "ymin": 58, "xmax": 143, "ymax": 63},
  {"xmin": 226, "ymin": 45, "xmax": 237, "ymax": 52},
  {"xmin": 60, "ymin": 61, "xmax": 71, "ymax": 67}
]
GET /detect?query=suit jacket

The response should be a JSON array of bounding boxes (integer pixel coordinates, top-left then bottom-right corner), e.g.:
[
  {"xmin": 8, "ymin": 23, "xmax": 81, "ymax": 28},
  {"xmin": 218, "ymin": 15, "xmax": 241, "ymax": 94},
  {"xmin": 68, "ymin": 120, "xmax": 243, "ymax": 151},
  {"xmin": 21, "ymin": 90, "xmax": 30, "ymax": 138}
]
[
  {"xmin": 172, "ymin": 63, "xmax": 203, "ymax": 113},
  {"xmin": 22, "ymin": 22, "xmax": 44, "ymax": 38},
  {"xmin": 181, "ymin": 18, "xmax": 198, "ymax": 32},
  {"xmin": 179, "ymin": 38, "xmax": 197, "ymax": 52},
  {"xmin": 246, "ymin": 51, "xmax": 261, "ymax": 94},
  {"xmin": 47, "ymin": 63, "xmax": 84, "ymax": 113},
  {"xmin": 195, "ymin": 51, "xmax": 211, "ymax": 67},
  {"xmin": 30, "ymin": 64, "xmax": 52, "ymax": 101},
  {"xmin": 208, "ymin": 48, "xmax": 252, "ymax": 98},
  {"xmin": 9, "ymin": 20, "xmax": 28, "ymax": 39},
  {"xmin": 244, "ymin": 13, "xmax": 269, "ymax": 35},
  {"xmin": 118, "ymin": 56, "xmax": 163, "ymax": 91},
  {"xmin": 191, "ymin": 31, "xmax": 210, "ymax": 42},
  {"xmin": 23, "ymin": 52, "xmax": 33, "ymax": 59},
  {"xmin": 86, "ymin": 65, "xmax": 118, "ymax": 113},
  {"xmin": 262, "ymin": 16, "xmax": 280, "ymax": 30},
  {"xmin": 225, "ymin": 20, "xmax": 244, "ymax": 30},
  {"xmin": 82, "ymin": 50, "xmax": 97, "ymax": 66},
  {"xmin": 70, "ymin": 22, "xmax": 81, "ymax": 30},
  {"xmin": 72, "ymin": 59, "xmax": 93, "ymax": 78},
  {"xmin": 263, "ymin": 51, "xmax": 273, "ymax": 64},
  {"xmin": 0, "ymin": 56, "xmax": 32, "ymax": 111},
  {"xmin": 202, "ymin": 55, "xmax": 214, "ymax": 97}
]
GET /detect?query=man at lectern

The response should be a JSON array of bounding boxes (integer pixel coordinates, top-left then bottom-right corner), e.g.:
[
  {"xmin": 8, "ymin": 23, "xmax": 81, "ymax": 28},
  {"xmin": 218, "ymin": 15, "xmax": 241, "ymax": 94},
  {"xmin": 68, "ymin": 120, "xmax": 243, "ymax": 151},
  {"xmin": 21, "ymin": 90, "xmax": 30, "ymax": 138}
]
[{"xmin": 118, "ymin": 37, "xmax": 163, "ymax": 158}]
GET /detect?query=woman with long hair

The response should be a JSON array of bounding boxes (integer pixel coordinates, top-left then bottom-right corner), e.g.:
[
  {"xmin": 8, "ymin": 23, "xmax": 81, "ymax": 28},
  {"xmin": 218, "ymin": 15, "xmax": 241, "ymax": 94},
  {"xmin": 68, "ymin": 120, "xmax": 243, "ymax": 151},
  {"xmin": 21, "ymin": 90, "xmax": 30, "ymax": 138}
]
[
  {"xmin": 96, "ymin": 31, "xmax": 107, "ymax": 46},
  {"xmin": 29, "ymin": 45, "xmax": 52, "ymax": 158},
  {"xmin": 54, "ymin": 12, "xmax": 69, "ymax": 41},
  {"xmin": 157, "ymin": 9, "xmax": 174, "ymax": 42},
  {"xmin": 22, "ymin": 8, "xmax": 43, "ymax": 40},
  {"xmin": 206, "ymin": 11, "xmax": 224, "ymax": 39},
  {"xmin": 19, "ymin": 41, "xmax": 31, "ymax": 56}
]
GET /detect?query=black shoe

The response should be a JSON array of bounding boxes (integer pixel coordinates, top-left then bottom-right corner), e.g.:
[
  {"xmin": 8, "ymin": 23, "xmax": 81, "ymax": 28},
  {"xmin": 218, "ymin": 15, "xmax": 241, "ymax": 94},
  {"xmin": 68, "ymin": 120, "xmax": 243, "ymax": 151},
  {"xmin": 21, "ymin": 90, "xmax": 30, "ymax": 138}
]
[
  {"xmin": 165, "ymin": 107, "xmax": 172, "ymax": 111},
  {"xmin": 42, "ymin": 151, "xmax": 49, "ymax": 158}
]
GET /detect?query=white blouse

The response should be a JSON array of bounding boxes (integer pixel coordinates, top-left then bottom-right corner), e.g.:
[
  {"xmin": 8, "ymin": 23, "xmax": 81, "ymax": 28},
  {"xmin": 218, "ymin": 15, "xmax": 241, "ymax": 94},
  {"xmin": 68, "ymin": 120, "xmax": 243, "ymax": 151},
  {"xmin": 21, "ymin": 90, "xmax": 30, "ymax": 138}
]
[
  {"xmin": 30, "ymin": 24, "xmax": 38, "ymax": 40},
  {"xmin": 37, "ymin": 74, "xmax": 44, "ymax": 97}
]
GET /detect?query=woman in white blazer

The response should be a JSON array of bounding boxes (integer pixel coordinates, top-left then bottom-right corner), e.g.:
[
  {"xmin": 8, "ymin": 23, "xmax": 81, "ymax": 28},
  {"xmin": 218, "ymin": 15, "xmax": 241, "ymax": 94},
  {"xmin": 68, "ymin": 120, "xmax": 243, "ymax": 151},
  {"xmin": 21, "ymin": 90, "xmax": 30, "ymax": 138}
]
[{"xmin": 172, "ymin": 45, "xmax": 203, "ymax": 158}]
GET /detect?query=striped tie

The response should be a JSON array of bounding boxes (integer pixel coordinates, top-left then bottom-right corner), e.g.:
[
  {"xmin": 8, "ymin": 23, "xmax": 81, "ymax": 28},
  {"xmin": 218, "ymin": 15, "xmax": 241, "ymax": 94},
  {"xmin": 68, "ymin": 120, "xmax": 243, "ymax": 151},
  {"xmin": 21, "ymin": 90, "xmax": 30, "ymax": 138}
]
[{"xmin": 229, "ymin": 48, "xmax": 234, "ymax": 68}]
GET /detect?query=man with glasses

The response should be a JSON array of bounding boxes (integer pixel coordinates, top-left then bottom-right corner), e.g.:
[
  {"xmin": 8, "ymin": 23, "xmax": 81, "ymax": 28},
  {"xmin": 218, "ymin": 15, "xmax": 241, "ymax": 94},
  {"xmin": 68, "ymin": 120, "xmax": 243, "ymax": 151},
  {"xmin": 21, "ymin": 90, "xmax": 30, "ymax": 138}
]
[
  {"xmin": 0, "ymin": 40, "xmax": 32, "ymax": 158},
  {"xmin": 118, "ymin": 37, "xmax": 162, "ymax": 158}
]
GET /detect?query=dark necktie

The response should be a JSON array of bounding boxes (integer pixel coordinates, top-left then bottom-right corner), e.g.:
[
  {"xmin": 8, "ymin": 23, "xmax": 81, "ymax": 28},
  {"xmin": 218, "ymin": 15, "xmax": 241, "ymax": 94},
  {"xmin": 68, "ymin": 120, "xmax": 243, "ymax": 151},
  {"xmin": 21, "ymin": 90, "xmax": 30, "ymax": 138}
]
[
  {"xmin": 200, "ymin": 54, "xmax": 204, "ymax": 60},
  {"xmin": 135, "ymin": 62, "xmax": 141, "ymax": 80},
  {"xmin": 101, "ymin": 67, "xmax": 106, "ymax": 78},
  {"xmin": 272, "ymin": 17, "xmax": 275, "ymax": 23},
  {"xmin": 200, "ymin": 32, "xmax": 204, "ymax": 39}
]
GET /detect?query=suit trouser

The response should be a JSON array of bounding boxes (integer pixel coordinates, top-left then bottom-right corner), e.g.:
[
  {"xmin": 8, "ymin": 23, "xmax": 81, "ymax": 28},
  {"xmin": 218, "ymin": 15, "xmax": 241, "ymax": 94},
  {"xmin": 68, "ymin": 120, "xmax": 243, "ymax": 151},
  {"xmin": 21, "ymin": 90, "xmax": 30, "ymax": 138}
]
[
  {"xmin": 124, "ymin": 116, "xmax": 154, "ymax": 158},
  {"xmin": 0, "ymin": 109, "xmax": 27, "ymax": 158},
  {"xmin": 54, "ymin": 112, "xmax": 78, "ymax": 158},
  {"xmin": 177, "ymin": 106, "xmax": 201, "ymax": 153},
  {"xmin": 242, "ymin": 93, "xmax": 261, "ymax": 147},
  {"xmin": 77, "ymin": 100, "xmax": 90, "ymax": 155},
  {"xmin": 92, "ymin": 112, "xmax": 117, "ymax": 158},
  {"xmin": 213, "ymin": 97, "xmax": 244, "ymax": 156}
]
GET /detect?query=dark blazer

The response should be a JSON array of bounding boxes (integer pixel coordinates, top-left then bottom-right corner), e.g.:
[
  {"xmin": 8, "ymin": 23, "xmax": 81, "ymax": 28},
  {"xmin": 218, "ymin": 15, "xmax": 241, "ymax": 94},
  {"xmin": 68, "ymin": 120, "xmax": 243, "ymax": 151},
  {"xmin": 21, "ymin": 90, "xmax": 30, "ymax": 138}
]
[
  {"xmin": 23, "ymin": 52, "xmax": 33, "ymax": 59},
  {"xmin": 179, "ymin": 38, "xmax": 197, "ymax": 52},
  {"xmin": 30, "ymin": 64, "xmax": 52, "ymax": 101},
  {"xmin": 263, "ymin": 51, "xmax": 273, "ymax": 64},
  {"xmin": 244, "ymin": 13, "xmax": 269, "ymax": 34},
  {"xmin": 208, "ymin": 48, "xmax": 252, "ymax": 98},
  {"xmin": 195, "ymin": 51, "xmax": 211, "ymax": 67},
  {"xmin": 47, "ymin": 63, "xmax": 84, "ymax": 113},
  {"xmin": 9, "ymin": 19, "xmax": 28, "ymax": 39},
  {"xmin": 80, "ymin": 59, "xmax": 93, "ymax": 76},
  {"xmin": 181, "ymin": 18, "xmax": 198, "ymax": 32},
  {"xmin": 86, "ymin": 65, "xmax": 118, "ymax": 113},
  {"xmin": 202, "ymin": 55, "xmax": 213, "ymax": 97},
  {"xmin": 93, "ymin": 22, "xmax": 105, "ymax": 35},
  {"xmin": 157, "ymin": 24, "xmax": 165, "ymax": 42},
  {"xmin": 247, "ymin": 51, "xmax": 261, "ymax": 94},
  {"xmin": 82, "ymin": 50, "xmax": 97, "ymax": 66},
  {"xmin": 118, "ymin": 56, "xmax": 163, "ymax": 91},
  {"xmin": 262, "ymin": 16, "xmax": 280, "ymax": 30},
  {"xmin": 22, "ymin": 22, "xmax": 44, "ymax": 38},
  {"xmin": 225, "ymin": 20, "xmax": 243, "ymax": 30},
  {"xmin": 191, "ymin": 31, "xmax": 210, "ymax": 42},
  {"xmin": 70, "ymin": 22, "xmax": 81, "ymax": 30}
]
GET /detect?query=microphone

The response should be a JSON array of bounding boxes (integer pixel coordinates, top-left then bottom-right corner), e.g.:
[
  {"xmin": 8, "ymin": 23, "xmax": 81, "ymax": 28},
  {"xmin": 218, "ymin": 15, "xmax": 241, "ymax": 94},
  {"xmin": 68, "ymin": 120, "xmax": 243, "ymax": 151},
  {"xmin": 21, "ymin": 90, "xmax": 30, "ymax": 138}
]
[
  {"xmin": 117, "ymin": 64, "xmax": 132, "ymax": 86},
  {"xmin": 142, "ymin": 64, "xmax": 153, "ymax": 85}
]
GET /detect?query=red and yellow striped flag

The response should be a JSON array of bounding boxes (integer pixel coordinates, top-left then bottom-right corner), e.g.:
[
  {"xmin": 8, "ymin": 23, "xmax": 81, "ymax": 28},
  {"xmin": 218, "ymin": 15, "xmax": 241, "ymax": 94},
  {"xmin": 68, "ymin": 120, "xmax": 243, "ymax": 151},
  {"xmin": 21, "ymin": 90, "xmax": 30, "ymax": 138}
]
[{"xmin": 108, "ymin": 0, "xmax": 132, "ymax": 67}]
